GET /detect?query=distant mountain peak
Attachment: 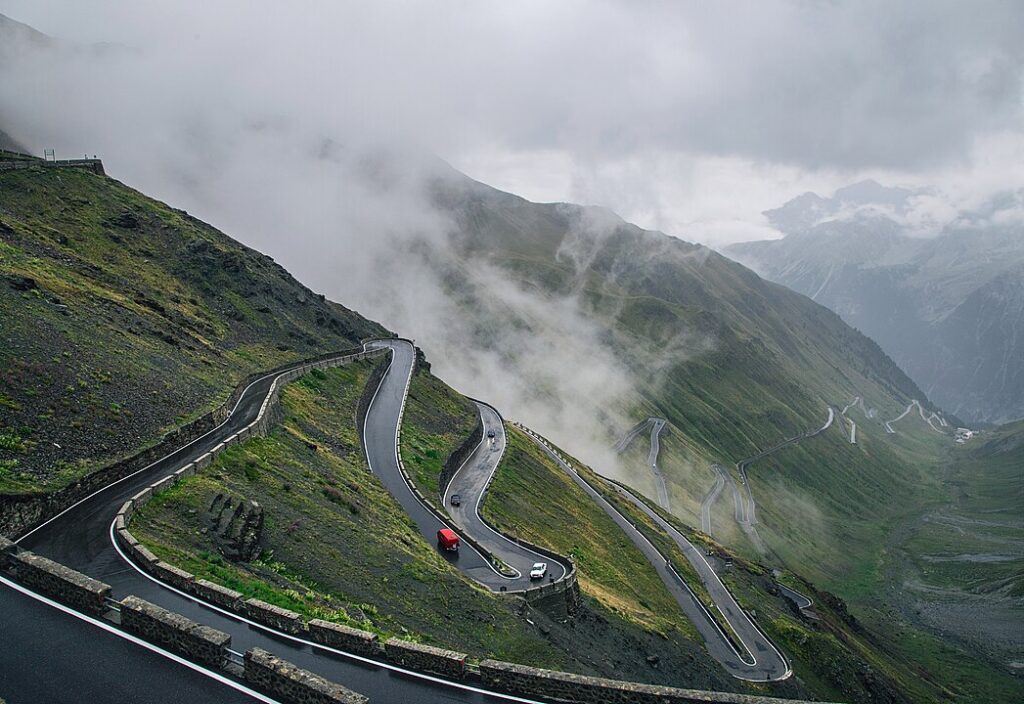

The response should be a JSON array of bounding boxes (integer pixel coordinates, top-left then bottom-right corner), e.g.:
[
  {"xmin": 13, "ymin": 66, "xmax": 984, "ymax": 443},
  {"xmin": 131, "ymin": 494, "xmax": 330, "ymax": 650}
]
[{"xmin": 764, "ymin": 179, "xmax": 926, "ymax": 234}]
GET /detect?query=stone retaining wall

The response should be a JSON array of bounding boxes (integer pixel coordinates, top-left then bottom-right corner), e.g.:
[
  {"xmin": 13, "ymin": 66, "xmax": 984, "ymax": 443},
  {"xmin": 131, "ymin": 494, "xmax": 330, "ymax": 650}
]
[
  {"xmin": 0, "ymin": 535, "xmax": 15, "ymax": 567},
  {"xmin": 244, "ymin": 597, "xmax": 304, "ymax": 634},
  {"xmin": 244, "ymin": 648, "xmax": 368, "ymax": 704},
  {"xmin": 120, "ymin": 595, "xmax": 231, "ymax": 668},
  {"xmin": 8, "ymin": 551, "xmax": 111, "ymax": 615},
  {"xmin": 384, "ymin": 638, "xmax": 466, "ymax": 679},
  {"xmin": 437, "ymin": 412, "xmax": 482, "ymax": 501},
  {"xmin": 0, "ymin": 158, "xmax": 105, "ymax": 174},
  {"xmin": 480, "ymin": 660, "xmax": 830, "ymax": 704},
  {"xmin": 309, "ymin": 619, "xmax": 380, "ymax": 657}
]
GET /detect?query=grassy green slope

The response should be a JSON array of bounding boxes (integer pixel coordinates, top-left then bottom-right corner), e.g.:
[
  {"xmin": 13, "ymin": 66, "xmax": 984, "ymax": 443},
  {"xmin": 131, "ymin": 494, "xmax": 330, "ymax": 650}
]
[
  {"xmin": 429, "ymin": 172, "xmax": 957, "ymax": 599},
  {"xmin": 398, "ymin": 365, "xmax": 477, "ymax": 498},
  {"xmin": 394, "ymin": 368, "xmax": 763, "ymax": 691},
  {"xmin": 0, "ymin": 161, "xmax": 384, "ymax": 492},
  {"xmin": 486, "ymin": 427, "xmax": 1010, "ymax": 704},
  {"xmin": 133, "ymin": 360, "xmax": 570, "ymax": 665},
  {"xmin": 883, "ymin": 420, "xmax": 1024, "ymax": 692},
  {"xmin": 484, "ymin": 427, "xmax": 696, "ymax": 636}
]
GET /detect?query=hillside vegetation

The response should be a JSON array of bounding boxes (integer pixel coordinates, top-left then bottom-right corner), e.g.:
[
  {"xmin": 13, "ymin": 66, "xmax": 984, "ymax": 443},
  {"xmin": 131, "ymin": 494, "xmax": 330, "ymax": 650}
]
[
  {"xmin": 0, "ymin": 159, "xmax": 384, "ymax": 492},
  {"xmin": 133, "ymin": 360, "xmax": 573, "ymax": 666},
  {"xmin": 489, "ymin": 427, "xmax": 1024, "ymax": 704},
  {"xmin": 425, "ymin": 168, "xmax": 949, "ymax": 592},
  {"xmin": 889, "ymin": 420, "xmax": 1024, "ymax": 679},
  {"xmin": 398, "ymin": 365, "xmax": 478, "ymax": 498}
]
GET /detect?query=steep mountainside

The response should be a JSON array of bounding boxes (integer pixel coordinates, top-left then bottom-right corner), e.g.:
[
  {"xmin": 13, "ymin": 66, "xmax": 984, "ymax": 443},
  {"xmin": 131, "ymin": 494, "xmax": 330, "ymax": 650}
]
[
  {"xmin": 0, "ymin": 157, "xmax": 385, "ymax": 492},
  {"xmin": 429, "ymin": 169, "xmax": 930, "ymax": 450},
  {"xmin": 727, "ymin": 181, "xmax": 1024, "ymax": 425}
]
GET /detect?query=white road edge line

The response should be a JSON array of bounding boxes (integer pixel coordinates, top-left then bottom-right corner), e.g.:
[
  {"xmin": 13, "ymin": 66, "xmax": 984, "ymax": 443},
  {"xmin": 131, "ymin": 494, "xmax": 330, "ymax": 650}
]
[
  {"xmin": 520, "ymin": 424, "xmax": 794, "ymax": 681},
  {"xmin": 109, "ymin": 520, "xmax": 549, "ymax": 704},
  {"xmin": 362, "ymin": 341, "xmax": 517, "ymax": 582},
  {"xmin": 0, "ymin": 574, "xmax": 281, "ymax": 704},
  {"xmin": 444, "ymin": 405, "xmax": 567, "ymax": 583},
  {"xmin": 444, "ymin": 407, "xmax": 524, "ymax": 580}
]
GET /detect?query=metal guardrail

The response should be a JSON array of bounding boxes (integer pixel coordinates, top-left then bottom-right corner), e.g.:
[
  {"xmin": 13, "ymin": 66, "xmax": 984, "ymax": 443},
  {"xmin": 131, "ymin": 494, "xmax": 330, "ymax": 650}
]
[
  {"xmin": 225, "ymin": 648, "xmax": 246, "ymax": 667},
  {"xmin": 103, "ymin": 597, "xmax": 122, "ymax": 613}
]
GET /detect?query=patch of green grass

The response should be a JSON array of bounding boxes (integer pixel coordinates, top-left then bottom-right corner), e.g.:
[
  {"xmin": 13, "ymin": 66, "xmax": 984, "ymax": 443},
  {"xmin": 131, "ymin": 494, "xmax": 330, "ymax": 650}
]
[
  {"xmin": 482, "ymin": 426, "xmax": 697, "ymax": 637},
  {"xmin": 0, "ymin": 165, "xmax": 385, "ymax": 494},
  {"xmin": 398, "ymin": 368, "xmax": 477, "ymax": 498}
]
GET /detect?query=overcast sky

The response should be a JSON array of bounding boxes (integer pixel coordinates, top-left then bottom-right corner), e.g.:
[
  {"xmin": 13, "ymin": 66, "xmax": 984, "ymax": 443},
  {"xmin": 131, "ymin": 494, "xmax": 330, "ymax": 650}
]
[{"xmin": 2, "ymin": 1, "xmax": 1023, "ymax": 246}]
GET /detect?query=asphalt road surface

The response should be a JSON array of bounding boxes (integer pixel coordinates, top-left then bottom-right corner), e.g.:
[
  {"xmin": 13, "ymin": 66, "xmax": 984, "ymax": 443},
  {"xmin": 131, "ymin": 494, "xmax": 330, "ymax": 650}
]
[
  {"xmin": 700, "ymin": 464, "xmax": 734, "ymax": 535},
  {"xmin": 443, "ymin": 401, "xmax": 568, "ymax": 584},
  {"xmin": 364, "ymin": 340, "xmax": 566, "ymax": 590},
  {"xmin": 614, "ymin": 417, "xmax": 670, "ymax": 511},
  {"xmin": 0, "ymin": 576, "xmax": 271, "ymax": 704},
  {"xmin": 8, "ymin": 343, "xmax": 548, "ymax": 704},
  {"xmin": 523, "ymin": 429, "xmax": 791, "ymax": 682}
]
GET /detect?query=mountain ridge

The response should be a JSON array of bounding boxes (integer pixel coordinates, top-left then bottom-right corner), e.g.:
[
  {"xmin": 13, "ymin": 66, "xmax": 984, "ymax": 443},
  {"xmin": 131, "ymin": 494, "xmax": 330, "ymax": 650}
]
[{"xmin": 728, "ymin": 184, "xmax": 1024, "ymax": 424}]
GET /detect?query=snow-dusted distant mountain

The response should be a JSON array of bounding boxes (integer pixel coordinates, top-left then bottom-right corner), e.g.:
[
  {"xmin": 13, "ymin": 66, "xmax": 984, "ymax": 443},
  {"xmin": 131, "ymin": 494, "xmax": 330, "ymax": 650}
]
[{"xmin": 728, "ymin": 181, "xmax": 1024, "ymax": 425}]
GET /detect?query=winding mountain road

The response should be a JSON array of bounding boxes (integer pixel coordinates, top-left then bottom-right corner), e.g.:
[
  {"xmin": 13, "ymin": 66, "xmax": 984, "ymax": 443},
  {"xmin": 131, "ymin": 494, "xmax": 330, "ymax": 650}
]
[
  {"xmin": 738, "ymin": 408, "xmax": 834, "ymax": 530},
  {"xmin": 442, "ymin": 400, "xmax": 568, "ymax": 583},
  {"xmin": 7, "ymin": 343, "xmax": 547, "ymax": 704},
  {"xmin": 363, "ymin": 340, "xmax": 568, "ymax": 589},
  {"xmin": 614, "ymin": 417, "xmax": 670, "ymax": 511},
  {"xmin": 4, "ymin": 336, "xmax": 797, "ymax": 700},
  {"xmin": 885, "ymin": 399, "xmax": 947, "ymax": 435},
  {"xmin": 524, "ymin": 428, "xmax": 791, "ymax": 682},
  {"xmin": 701, "ymin": 463, "xmax": 743, "ymax": 536}
]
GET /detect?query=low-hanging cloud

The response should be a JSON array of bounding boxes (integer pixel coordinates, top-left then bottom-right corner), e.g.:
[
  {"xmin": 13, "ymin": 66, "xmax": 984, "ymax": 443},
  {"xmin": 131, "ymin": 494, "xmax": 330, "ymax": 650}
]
[{"xmin": 0, "ymin": 1, "xmax": 1019, "ymax": 470}]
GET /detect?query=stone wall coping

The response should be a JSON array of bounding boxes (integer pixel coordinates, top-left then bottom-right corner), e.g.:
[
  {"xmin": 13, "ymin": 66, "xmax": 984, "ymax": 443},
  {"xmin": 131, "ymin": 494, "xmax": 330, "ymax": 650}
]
[
  {"xmin": 13, "ymin": 551, "xmax": 111, "ymax": 596},
  {"xmin": 191, "ymin": 578, "xmax": 243, "ymax": 605},
  {"xmin": 479, "ymin": 659, "xmax": 836, "ymax": 704},
  {"xmin": 245, "ymin": 647, "xmax": 368, "ymax": 704},
  {"xmin": 384, "ymin": 637, "xmax": 467, "ymax": 662},
  {"xmin": 309, "ymin": 619, "xmax": 379, "ymax": 643},
  {"xmin": 121, "ymin": 595, "xmax": 231, "ymax": 647}
]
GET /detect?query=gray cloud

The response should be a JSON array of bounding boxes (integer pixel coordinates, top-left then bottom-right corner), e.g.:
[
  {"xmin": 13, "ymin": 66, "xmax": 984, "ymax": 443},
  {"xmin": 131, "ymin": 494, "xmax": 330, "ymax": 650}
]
[
  {"xmin": 3, "ymin": 1, "xmax": 1022, "ymax": 173},
  {"xmin": 0, "ymin": 0, "xmax": 1020, "ymax": 458}
]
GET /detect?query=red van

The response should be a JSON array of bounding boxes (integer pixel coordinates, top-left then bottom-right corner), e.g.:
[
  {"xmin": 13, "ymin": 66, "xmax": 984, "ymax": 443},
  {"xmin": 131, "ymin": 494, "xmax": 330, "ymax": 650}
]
[{"xmin": 437, "ymin": 528, "xmax": 460, "ymax": 552}]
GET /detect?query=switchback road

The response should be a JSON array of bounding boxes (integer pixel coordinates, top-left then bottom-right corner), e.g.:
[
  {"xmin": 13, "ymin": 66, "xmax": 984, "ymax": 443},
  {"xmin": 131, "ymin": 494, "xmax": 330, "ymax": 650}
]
[
  {"xmin": 614, "ymin": 417, "xmax": 670, "ymax": 510},
  {"xmin": 524, "ymin": 428, "xmax": 791, "ymax": 682},
  {"xmin": 443, "ymin": 401, "xmax": 568, "ymax": 583},
  {"xmin": 363, "ymin": 340, "xmax": 568, "ymax": 590},
  {"xmin": 8, "ymin": 344, "xmax": 543, "ymax": 704}
]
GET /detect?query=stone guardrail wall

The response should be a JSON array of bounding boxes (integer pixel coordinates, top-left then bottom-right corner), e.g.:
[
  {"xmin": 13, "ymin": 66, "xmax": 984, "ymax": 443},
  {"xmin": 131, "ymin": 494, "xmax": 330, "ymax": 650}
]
[
  {"xmin": 0, "ymin": 346, "xmax": 372, "ymax": 539},
  {"xmin": 1, "ymin": 537, "xmax": 368, "ymax": 703},
  {"xmin": 479, "ymin": 660, "xmax": 833, "ymax": 704},
  {"xmin": 245, "ymin": 648, "xmax": 368, "ymax": 704},
  {"xmin": 384, "ymin": 638, "xmax": 467, "ymax": 679},
  {"xmin": 7, "ymin": 549, "xmax": 112, "ymax": 615},
  {"xmin": 120, "ymin": 595, "xmax": 232, "ymax": 668}
]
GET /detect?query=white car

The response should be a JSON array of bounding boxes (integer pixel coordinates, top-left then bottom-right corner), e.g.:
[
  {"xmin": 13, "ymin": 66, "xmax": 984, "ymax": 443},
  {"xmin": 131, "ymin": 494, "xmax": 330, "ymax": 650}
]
[{"xmin": 529, "ymin": 562, "xmax": 548, "ymax": 580}]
